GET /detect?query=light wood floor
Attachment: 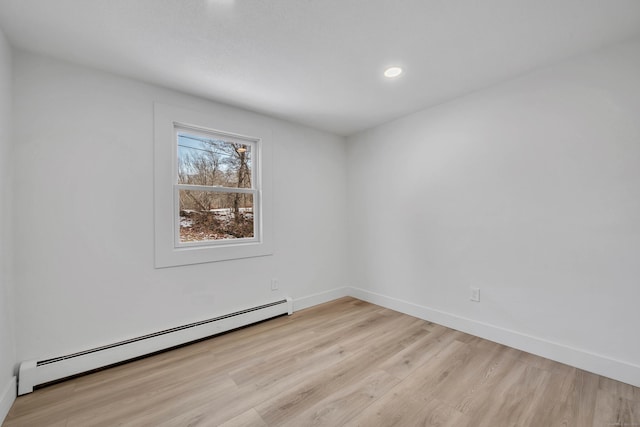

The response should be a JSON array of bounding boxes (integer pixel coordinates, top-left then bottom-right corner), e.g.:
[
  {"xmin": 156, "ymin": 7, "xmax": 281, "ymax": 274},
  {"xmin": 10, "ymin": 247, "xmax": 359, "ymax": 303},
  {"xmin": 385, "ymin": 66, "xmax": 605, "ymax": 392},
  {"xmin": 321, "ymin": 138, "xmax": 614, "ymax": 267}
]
[{"xmin": 4, "ymin": 297, "xmax": 640, "ymax": 426}]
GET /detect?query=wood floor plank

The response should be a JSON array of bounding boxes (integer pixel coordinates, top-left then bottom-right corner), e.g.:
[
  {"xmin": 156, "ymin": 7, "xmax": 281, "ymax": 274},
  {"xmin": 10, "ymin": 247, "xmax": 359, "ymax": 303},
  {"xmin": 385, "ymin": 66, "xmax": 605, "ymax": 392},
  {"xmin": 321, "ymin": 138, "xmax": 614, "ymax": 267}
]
[
  {"xmin": 218, "ymin": 408, "xmax": 267, "ymax": 427},
  {"xmin": 571, "ymin": 369, "xmax": 601, "ymax": 427},
  {"xmin": 344, "ymin": 393, "xmax": 469, "ymax": 427},
  {"xmin": 227, "ymin": 305, "xmax": 393, "ymax": 387},
  {"xmin": 255, "ymin": 315, "xmax": 425, "ymax": 425},
  {"xmin": 470, "ymin": 363, "xmax": 551, "ymax": 427},
  {"xmin": 377, "ymin": 324, "xmax": 451, "ymax": 380},
  {"xmin": 592, "ymin": 389, "xmax": 640, "ymax": 427},
  {"xmin": 3, "ymin": 296, "xmax": 639, "ymax": 426},
  {"xmin": 277, "ymin": 369, "xmax": 400, "ymax": 427},
  {"xmin": 439, "ymin": 341, "xmax": 516, "ymax": 413}
]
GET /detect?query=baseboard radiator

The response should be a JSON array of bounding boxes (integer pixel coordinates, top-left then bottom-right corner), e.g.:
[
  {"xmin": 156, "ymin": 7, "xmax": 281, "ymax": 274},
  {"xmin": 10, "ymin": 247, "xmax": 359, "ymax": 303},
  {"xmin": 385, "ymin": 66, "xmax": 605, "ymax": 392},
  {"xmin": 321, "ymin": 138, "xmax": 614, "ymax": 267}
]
[{"xmin": 18, "ymin": 297, "xmax": 293, "ymax": 395}]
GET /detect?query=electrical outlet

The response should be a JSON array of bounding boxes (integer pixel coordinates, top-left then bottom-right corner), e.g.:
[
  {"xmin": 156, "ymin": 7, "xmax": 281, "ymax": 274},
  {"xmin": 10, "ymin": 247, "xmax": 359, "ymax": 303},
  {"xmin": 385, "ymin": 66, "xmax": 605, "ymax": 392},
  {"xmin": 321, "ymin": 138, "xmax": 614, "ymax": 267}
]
[
  {"xmin": 470, "ymin": 287, "xmax": 480, "ymax": 302},
  {"xmin": 271, "ymin": 279, "xmax": 279, "ymax": 291}
]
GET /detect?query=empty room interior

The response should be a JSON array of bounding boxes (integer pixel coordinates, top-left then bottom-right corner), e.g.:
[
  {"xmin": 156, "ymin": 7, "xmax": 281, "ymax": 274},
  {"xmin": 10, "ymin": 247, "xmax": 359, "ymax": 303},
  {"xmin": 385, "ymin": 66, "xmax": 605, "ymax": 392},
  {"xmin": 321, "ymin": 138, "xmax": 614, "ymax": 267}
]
[{"xmin": 1, "ymin": 1, "xmax": 640, "ymax": 426}]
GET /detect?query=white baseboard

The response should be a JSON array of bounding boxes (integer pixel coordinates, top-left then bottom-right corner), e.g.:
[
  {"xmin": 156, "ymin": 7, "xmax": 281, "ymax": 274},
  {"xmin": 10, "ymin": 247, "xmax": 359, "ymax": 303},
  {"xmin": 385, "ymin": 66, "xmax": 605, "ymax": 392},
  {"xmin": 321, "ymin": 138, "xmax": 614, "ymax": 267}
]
[
  {"xmin": 292, "ymin": 287, "xmax": 351, "ymax": 312},
  {"xmin": 0, "ymin": 376, "xmax": 16, "ymax": 425},
  {"xmin": 349, "ymin": 287, "xmax": 640, "ymax": 388}
]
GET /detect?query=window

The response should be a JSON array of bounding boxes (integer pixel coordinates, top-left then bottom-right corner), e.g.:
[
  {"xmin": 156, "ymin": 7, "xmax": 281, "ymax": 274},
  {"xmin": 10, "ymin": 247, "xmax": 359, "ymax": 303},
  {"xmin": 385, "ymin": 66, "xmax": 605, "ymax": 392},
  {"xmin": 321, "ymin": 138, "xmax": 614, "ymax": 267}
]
[
  {"xmin": 154, "ymin": 103, "xmax": 273, "ymax": 268},
  {"xmin": 176, "ymin": 126, "xmax": 258, "ymax": 246}
]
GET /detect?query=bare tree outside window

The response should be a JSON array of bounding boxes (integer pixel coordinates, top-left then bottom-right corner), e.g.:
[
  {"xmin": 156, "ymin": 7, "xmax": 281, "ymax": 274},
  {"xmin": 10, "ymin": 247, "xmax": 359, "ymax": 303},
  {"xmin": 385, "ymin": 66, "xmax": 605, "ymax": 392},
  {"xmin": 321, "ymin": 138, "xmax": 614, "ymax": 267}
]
[{"xmin": 177, "ymin": 131, "xmax": 255, "ymax": 243}]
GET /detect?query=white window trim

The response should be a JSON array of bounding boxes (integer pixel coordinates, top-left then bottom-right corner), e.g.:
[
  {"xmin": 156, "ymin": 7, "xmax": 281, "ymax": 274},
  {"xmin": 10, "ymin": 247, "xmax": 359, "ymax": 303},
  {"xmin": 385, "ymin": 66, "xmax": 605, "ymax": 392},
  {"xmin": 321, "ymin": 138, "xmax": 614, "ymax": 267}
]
[{"xmin": 154, "ymin": 102, "xmax": 273, "ymax": 268}]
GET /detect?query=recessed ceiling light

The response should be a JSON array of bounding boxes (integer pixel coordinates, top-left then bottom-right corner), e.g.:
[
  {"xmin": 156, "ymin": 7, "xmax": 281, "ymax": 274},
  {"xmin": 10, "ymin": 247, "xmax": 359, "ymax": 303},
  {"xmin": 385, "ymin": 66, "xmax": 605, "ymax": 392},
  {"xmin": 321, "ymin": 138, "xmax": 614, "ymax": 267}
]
[{"xmin": 384, "ymin": 66, "xmax": 403, "ymax": 78}]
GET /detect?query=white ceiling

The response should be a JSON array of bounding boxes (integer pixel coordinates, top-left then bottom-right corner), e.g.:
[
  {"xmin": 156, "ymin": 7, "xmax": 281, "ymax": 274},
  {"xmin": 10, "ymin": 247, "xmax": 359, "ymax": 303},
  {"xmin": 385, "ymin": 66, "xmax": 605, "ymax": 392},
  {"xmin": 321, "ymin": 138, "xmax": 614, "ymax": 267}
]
[{"xmin": 1, "ymin": 1, "xmax": 640, "ymax": 136}]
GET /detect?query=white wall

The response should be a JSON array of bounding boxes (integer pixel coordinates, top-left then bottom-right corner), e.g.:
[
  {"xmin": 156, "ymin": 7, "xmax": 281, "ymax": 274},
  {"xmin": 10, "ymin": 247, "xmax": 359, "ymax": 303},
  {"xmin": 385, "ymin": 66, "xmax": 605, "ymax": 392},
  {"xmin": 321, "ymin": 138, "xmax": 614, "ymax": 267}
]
[
  {"xmin": 12, "ymin": 51, "xmax": 348, "ymax": 362},
  {"xmin": 348, "ymin": 38, "xmax": 640, "ymax": 385},
  {"xmin": 0, "ymin": 25, "xmax": 17, "ymax": 421}
]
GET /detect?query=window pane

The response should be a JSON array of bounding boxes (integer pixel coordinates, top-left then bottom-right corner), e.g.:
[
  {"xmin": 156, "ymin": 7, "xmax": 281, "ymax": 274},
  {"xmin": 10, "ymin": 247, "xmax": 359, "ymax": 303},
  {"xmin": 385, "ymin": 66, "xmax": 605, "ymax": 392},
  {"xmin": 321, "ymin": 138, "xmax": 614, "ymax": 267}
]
[
  {"xmin": 179, "ymin": 190, "xmax": 254, "ymax": 243},
  {"xmin": 177, "ymin": 132, "xmax": 252, "ymax": 188}
]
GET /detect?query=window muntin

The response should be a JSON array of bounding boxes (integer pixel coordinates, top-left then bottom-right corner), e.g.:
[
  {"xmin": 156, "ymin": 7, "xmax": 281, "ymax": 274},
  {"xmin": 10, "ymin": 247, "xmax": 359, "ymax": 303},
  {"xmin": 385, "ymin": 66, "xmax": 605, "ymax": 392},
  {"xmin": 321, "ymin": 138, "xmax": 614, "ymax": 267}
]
[{"xmin": 174, "ymin": 125, "xmax": 259, "ymax": 247}]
